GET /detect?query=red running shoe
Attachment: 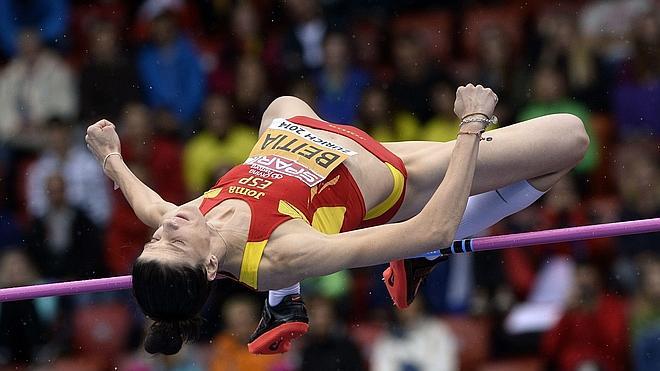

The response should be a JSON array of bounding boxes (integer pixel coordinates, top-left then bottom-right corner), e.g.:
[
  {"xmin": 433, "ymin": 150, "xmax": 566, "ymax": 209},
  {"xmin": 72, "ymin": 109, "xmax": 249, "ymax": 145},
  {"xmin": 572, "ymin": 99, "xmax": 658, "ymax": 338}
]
[
  {"xmin": 383, "ymin": 256, "xmax": 448, "ymax": 309},
  {"xmin": 247, "ymin": 295, "xmax": 309, "ymax": 354}
]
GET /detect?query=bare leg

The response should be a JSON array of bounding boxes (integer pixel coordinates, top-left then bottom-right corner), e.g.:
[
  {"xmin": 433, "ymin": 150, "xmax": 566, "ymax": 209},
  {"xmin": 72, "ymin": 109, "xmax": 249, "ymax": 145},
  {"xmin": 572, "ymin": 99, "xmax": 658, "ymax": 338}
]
[
  {"xmin": 258, "ymin": 97, "xmax": 323, "ymax": 303},
  {"xmin": 385, "ymin": 114, "xmax": 589, "ymax": 221},
  {"xmin": 259, "ymin": 96, "xmax": 321, "ymax": 135}
]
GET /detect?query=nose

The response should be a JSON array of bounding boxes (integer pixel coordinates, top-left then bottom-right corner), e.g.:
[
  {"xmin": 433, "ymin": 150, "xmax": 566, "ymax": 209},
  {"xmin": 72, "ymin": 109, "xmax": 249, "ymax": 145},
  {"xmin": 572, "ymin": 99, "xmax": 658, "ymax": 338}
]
[{"xmin": 162, "ymin": 217, "xmax": 180, "ymax": 231}]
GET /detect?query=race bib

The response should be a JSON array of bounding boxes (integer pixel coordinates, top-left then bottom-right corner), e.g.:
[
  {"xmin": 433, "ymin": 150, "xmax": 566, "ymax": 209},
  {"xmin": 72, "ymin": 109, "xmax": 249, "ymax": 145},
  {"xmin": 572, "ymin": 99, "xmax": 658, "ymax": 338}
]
[{"xmin": 245, "ymin": 119, "xmax": 357, "ymax": 186}]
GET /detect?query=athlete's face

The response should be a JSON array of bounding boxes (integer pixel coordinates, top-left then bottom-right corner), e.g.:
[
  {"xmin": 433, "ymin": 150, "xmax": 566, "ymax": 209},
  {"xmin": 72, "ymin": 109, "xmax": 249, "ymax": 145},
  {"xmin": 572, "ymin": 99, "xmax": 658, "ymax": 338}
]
[{"xmin": 139, "ymin": 205, "xmax": 212, "ymax": 269}]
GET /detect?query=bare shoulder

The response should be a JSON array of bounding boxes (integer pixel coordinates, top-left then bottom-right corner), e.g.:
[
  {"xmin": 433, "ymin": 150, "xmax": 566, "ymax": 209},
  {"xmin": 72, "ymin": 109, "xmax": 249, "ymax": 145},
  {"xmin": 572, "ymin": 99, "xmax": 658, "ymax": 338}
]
[{"xmin": 260, "ymin": 96, "xmax": 322, "ymax": 134}]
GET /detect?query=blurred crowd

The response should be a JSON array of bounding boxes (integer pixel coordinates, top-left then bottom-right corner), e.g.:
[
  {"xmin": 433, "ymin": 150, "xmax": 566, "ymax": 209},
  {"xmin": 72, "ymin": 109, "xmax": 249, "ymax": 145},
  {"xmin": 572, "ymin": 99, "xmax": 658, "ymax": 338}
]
[{"xmin": 0, "ymin": 0, "xmax": 659, "ymax": 370}]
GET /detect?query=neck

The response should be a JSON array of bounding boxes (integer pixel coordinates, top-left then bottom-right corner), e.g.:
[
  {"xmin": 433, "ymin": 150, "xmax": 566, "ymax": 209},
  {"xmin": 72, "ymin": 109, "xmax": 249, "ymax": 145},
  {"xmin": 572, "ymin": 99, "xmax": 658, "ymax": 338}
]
[{"xmin": 206, "ymin": 201, "xmax": 250, "ymax": 277}]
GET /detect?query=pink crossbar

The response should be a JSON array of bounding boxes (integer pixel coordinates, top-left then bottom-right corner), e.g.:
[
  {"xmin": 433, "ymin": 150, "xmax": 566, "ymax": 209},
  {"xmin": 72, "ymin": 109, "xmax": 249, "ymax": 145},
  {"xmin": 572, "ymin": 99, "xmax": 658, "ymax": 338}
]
[{"xmin": 1, "ymin": 218, "xmax": 659, "ymax": 302}]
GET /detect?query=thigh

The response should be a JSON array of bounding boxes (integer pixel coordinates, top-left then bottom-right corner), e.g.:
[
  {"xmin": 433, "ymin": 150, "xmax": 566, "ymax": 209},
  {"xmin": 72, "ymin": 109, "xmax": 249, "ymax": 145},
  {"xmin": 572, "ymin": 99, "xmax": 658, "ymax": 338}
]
[{"xmin": 386, "ymin": 113, "xmax": 588, "ymax": 221}]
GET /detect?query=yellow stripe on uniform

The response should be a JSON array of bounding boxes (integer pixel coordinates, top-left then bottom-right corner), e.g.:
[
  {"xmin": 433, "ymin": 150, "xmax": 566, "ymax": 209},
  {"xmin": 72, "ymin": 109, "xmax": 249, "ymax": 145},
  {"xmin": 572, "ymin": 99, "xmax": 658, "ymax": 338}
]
[
  {"xmin": 364, "ymin": 163, "xmax": 405, "ymax": 220},
  {"xmin": 239, "ymin": 240, "xmax": 268, "ymax": 288},
  {"xmin": 203, "ymin": 187, "xmax": 222, "ymax": 198},
  {"xmin": 241, "ymin": 199, "xmax": 347, "ymax": 288},
  {"xmin": 312, "ymin": 207, "xmax": 347, "ymax": 234},
  {"xmin": 278, "ymin": 200, "xmax": 310, "ymax": 224}
]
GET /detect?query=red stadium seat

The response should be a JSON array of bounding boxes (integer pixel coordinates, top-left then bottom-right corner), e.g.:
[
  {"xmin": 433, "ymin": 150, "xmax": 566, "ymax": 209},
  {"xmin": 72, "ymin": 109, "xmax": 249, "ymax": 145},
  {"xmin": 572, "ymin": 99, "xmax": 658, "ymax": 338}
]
[
  {"xmin": 442, "ymin": 315, "xmax": 491, "ymax": 371},
  {"xmin": 72, "ymin": 302, "xmax": 132, "ymax": 365}
]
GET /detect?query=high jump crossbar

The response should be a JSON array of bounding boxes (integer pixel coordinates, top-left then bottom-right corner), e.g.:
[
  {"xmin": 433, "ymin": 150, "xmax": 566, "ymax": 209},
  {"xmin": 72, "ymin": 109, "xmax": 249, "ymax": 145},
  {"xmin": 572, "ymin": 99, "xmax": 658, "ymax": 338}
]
[{"xmin": 1, "ymin": 217, "xmax": 659, "ymax": 303}]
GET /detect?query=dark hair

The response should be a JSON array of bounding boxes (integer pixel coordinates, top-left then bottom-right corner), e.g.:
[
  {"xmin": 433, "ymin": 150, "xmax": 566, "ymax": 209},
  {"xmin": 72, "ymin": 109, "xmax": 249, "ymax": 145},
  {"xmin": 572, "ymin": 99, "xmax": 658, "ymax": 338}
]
[{"xmin": 132, "ymin": 258, "xmax": 212, "ymax": 355}]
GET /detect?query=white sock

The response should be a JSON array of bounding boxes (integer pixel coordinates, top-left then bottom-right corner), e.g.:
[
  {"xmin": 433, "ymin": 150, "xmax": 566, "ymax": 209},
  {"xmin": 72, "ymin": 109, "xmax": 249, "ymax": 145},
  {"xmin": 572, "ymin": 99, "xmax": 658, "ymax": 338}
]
[
  {"xmin": 268, "ymin": 283, "xmax": 301, "ymax": 306},
  {"xmin": 424, "ymin": 180, "xmax": 545, "ymax": 260}
]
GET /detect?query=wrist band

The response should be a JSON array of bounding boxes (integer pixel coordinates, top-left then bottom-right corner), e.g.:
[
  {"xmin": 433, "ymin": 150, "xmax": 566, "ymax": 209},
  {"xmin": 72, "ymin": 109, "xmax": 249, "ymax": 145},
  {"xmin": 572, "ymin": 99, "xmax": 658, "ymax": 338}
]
[{"xmin": 103, "ymin": 152, "xmax": 122, "ymax": 171}]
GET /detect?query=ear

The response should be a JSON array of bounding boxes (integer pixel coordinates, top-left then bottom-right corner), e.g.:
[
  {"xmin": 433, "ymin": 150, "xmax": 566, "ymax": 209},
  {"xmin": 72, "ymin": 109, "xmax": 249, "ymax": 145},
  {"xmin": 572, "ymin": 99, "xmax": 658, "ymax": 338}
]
[{"xmin": 206, "ymin": 255, "xmax": 219, "ymax": 281}]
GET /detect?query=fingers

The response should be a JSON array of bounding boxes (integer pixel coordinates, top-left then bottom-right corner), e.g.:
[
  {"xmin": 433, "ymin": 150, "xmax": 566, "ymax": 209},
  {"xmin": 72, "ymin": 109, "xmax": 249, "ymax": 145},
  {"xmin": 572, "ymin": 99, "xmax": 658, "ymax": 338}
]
[
  {"xmin": 97, "ymin": 119, "xmax": 113, "ymax": 129},
  {"xmin": 87, "ymin": 119, "xmax": 115, "ymax": 132}
]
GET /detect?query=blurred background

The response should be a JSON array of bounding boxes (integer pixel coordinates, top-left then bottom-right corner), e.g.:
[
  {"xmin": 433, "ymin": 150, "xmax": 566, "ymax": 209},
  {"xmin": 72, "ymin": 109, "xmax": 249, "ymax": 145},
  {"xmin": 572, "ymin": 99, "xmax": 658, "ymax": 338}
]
[{"xmin": 0, "ymin": 0, "xmax": 659, "ymax": 370}]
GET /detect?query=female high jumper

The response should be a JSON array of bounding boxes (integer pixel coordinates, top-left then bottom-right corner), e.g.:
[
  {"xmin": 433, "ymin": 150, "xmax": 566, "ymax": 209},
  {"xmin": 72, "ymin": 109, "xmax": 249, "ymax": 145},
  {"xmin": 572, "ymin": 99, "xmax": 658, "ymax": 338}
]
[{"xmin": 85, "ymin": 84, "xmax": 588, "ymax": 355}]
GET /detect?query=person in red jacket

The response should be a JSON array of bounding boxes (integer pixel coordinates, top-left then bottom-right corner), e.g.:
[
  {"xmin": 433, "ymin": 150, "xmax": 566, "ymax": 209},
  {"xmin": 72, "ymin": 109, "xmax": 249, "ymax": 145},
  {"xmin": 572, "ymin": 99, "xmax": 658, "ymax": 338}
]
[{"xmin": 542, "ymin": 263, "xmax": 629, "ymax": 371}]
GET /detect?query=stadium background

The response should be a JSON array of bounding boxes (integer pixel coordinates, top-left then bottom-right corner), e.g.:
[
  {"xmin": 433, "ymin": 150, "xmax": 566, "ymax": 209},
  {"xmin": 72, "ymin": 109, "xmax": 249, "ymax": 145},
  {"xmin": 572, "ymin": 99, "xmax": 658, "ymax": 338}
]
[{"xmin": 0, "ymin": 0, "xmax": 659, "ymax": 370}]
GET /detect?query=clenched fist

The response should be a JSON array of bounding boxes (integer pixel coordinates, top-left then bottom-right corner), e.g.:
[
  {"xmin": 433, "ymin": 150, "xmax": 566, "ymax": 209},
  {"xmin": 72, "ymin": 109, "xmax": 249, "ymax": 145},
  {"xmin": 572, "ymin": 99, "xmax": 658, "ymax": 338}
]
[
  {"xmin": 85, "ymin": 119, "xmax": 121, "ymax": 163},
  {"xmin": 453, "ymin": 83, "xmax": 498, "ymax": 124}
]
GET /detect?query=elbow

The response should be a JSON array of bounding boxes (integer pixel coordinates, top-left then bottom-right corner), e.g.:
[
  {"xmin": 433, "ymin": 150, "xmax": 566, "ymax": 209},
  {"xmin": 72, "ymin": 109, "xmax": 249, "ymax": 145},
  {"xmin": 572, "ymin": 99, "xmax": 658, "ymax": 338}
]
[
  {"xmin": 434, "ymin": 228, "xmax": 454, "ymax": 251},
  {"xmin": 411, "ymin": 217, "xmax": 454, "ymax": 253}
]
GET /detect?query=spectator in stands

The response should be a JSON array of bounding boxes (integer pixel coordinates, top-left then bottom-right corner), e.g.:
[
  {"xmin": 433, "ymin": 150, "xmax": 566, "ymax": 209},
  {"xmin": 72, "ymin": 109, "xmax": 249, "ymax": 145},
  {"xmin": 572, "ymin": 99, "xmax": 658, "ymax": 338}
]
[
  {"xmin": 26, "ymin": 173, "xmax": 105, "ymax": 279},
  {"xmin": 282, "ymin": 0, "xmax": 327, "ymax": 76},
  {"xmin": 289, "ymin": 78, "xmax": 318, "ymax": 110},
  {"xmin": 0, "ymin": 0, "xmax": 69, "ymax": 57},
  {"xmin": 612, "ymin": 140, "xmax": 660, "ymax": 294},
  {"xmin": 208, "ymin": 1, "xmax": 282, "ymax": 94},
  {"xmin": 209, "ymin": 295, "xmax": 283, "ymax": 371},
  {"xmin": 371, "ymin": 294, "xmax": 458, "ymax": 371},
  {"xmin": 105, "ymin": 103, "xmax": 185, "ymax": 275},
  {"xmin": 79, "ymin": 20, "xmax": 140, "ymax": 123},
  {"xmin": 26, "ymin": 117, "xmax": 109, "ymax": 226},
  {"xmin": 137, "ymin": 8, "xmax": 205, "ymax": 135},
  {"xmin": 542, "ymin": 263, "xmax": 628, "ymax": 371},
  {"xmin": 300, "ymin": 296, "xmax": 365, "ymax": 371},
  {"xmin": 358, "ymin": 86, "xmax": 395, "ymax": 141},
  {"xmin": 423, "ymin": 81, "xmax": 459, "ymax": 142},
  {"xmin": 630, "ymin": 254, "xmax": 660, "ymax": 371},
  {"xmin": 234, "ymin": 56, "xmax": 273, "ymax": 126},
  {"xmin": 315, "ymin": 32, "xmax": 370, "ymax": 123},
  {"xmin": 613, "ymin": 11, "xmax": 660, "ymax": 138},
  {"xmin": 0, "ymin": 249, "xmax": 47, "ymax": 364},
  {"xmin": 357, "ymin": 86, "xmax": 419, "ymax": 142},
  {"xmin": 579, "ymin": 0, "xmax": 653, "ymax": 64},
  {"xmin": 532, "ymin": 10, "xmax": 606, "ymax": 111},
  {"xmin": 615, "ymin": 140, "xmax": 659, "ymax": 255},
  {"xmin": 475, "ymin": 25, "xmax": 525, "ymax": 125},
  {"xmin": 389, "ymin": 33, "xmax": 440, "ymax": 123},
  {"xmin": 0, "ymin": 30, "xmax": 77, "ymax": 150},
  {"xmin": 183, "ymin": 95, "xmax": 255, "ymax": 196},
  {"xmin": 518, "ymin": 65, "xmax": 599, "ymax": 176}
]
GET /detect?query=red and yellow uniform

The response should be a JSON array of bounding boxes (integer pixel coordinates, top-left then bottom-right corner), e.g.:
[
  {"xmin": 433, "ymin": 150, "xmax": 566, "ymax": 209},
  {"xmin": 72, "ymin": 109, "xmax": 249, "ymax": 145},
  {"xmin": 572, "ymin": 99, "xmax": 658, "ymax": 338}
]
[{"xmin": 199, "ymin": 116, "xmax": 407, "ymax": 288}]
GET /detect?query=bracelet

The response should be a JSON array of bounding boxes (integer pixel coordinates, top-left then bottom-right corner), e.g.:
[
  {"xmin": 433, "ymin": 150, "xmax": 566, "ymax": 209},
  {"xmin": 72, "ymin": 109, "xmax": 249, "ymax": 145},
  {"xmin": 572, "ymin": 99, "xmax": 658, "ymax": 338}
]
[
  {"xmin": 460, "ymin": 114, "xmax": 498, "ymax": 128},
  {"xmin": 103, "ymin": 152, "xmax": 122, "ymax": 170},
  {"xmin": 461, "ymin": 112, "xmax": 489, "ymax": 120},
  {"xmin": 457, "ymin": 130, "xmax": 493, "ymax": 141}
]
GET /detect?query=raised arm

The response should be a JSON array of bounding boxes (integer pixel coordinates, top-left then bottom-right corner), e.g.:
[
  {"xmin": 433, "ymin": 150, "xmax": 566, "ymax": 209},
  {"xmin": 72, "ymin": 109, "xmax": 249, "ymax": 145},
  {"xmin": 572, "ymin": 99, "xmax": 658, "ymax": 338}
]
[
  {"xmin": 85, "ymin": 119, "xmax": 177, "ymax": 228},
  {"xmin": 282, "ymin": 84, "xmax": 499, "ymax": 280}
]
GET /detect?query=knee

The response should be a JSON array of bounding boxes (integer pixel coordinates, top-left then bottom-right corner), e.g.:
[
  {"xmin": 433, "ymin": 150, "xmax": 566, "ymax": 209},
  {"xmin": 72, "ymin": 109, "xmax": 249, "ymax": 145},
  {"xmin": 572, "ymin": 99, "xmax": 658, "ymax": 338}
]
[
  {"xmin": 263, "ymin": 96, "xmax": 304, "ymax": 118},
  {"xmin": 557, "ymin": 113, "xmax": 590, "ymax": 164}
]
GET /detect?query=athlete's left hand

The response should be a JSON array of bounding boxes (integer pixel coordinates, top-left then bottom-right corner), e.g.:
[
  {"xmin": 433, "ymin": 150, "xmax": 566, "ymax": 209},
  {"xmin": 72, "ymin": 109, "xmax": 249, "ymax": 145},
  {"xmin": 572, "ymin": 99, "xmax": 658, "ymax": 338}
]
[{"xmin": 453, "ymin": 83, "xmax": 498, "ymax": 122}]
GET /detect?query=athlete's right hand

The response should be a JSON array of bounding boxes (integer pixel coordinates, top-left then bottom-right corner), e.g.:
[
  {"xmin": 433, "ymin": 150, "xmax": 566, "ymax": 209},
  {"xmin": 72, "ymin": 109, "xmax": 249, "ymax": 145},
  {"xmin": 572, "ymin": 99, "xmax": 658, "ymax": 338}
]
[
  {"xmin": 85, "ymin": 119, "xmax": 121, "ymax": 162},
  {"xmin": 453, "ymin": 83, "xmax": 498, "ymax": 123}
]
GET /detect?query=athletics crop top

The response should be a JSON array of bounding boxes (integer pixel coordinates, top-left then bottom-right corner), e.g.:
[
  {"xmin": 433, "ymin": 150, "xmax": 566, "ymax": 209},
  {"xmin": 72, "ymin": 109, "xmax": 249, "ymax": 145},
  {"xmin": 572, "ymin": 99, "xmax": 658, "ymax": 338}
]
[{"xmin": 199, "ymin": 116, "xmax": 407, "ymax": 289}]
